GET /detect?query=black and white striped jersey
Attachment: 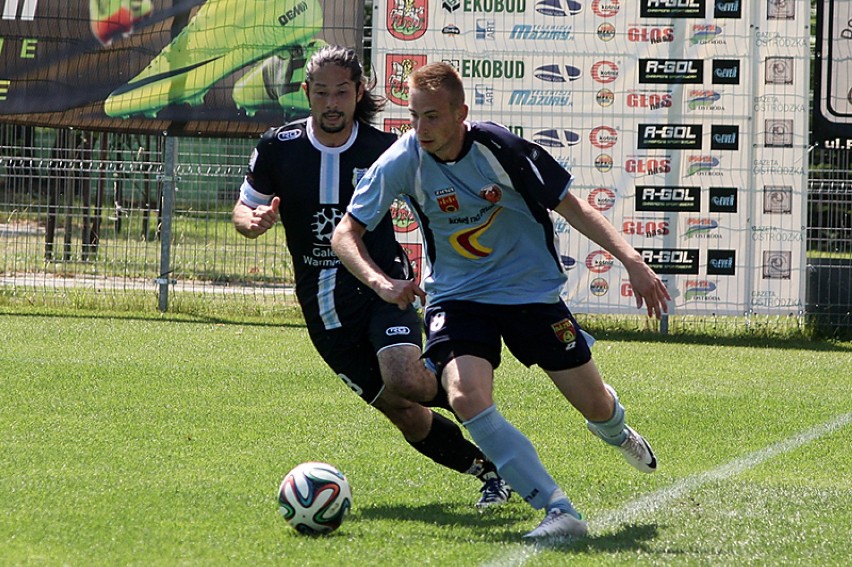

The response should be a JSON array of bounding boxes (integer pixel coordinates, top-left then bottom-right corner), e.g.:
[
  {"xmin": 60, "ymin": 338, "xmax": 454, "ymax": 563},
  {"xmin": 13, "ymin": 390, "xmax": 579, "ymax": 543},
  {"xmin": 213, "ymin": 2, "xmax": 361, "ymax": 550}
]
[{"xmin": 239, "ymin": 118, "xmax": 409, "ymax": 330}]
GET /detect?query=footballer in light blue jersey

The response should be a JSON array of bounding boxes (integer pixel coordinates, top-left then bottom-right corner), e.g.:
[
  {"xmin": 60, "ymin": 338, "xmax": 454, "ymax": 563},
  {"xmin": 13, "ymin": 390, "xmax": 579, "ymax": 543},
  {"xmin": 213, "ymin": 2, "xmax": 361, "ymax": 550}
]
[
  {"xmin": 347, "ymin": 121, "xmax": 571, "ymax": 306},
  {"xmin": 333, "ymin": 62, "xmax": 669, "ymax": 540}
]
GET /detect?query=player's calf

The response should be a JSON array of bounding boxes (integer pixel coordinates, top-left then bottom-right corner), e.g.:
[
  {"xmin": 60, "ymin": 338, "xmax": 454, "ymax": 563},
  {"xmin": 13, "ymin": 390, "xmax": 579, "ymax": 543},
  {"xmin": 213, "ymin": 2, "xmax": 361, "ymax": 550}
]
[{"xmin": 586, "ymin": 384, "xmax": 658, "ymax": 473}]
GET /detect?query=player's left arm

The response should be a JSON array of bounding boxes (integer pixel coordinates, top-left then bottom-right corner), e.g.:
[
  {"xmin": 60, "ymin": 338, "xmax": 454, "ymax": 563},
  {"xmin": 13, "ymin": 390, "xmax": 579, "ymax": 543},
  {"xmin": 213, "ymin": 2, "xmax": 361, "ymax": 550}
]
[{"xmin": 554, "ymin": 192, "xmax": 671, "ymax": 319}]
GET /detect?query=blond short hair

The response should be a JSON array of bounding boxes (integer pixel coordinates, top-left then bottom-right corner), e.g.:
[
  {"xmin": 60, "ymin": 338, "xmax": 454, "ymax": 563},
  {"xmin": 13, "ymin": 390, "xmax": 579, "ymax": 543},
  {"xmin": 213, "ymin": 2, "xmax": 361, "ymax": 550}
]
[{"xmin": 407, "ymin": 62, "xmax": 465, "ymax": 108}]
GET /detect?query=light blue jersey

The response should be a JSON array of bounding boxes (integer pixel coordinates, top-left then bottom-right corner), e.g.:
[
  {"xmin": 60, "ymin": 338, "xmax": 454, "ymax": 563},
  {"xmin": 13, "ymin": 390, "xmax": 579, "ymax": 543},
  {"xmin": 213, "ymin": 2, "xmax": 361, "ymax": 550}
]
[{"xmin": 348, "ymin": 121, "xmax": 574, "ymax": 305}]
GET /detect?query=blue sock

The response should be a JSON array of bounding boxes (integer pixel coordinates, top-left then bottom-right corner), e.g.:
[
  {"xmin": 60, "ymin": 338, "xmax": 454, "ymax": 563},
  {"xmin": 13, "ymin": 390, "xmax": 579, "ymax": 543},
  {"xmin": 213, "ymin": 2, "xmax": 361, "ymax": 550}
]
[
  {"xmin": 547, "ymin": 489, "xmax": 580, "ymax": 517},
  {"xmin": 588, "ymin": 384, "xmax": 627, "ymax": 445},
  {"xmin": 464, "ymin": 404, "xmax": 567, "ymax": 511}
]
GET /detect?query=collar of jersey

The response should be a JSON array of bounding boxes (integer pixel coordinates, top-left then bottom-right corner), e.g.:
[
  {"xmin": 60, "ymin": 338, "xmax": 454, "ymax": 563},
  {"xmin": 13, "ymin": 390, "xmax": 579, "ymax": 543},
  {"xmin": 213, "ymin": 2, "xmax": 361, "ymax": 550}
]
[
  {"xmin": 429, "ymin": 121, "xmax": 474, "ymax": 165},
  {"xmin": 306, "ymin": 119, "xmax": 359, "ymax": 154}
]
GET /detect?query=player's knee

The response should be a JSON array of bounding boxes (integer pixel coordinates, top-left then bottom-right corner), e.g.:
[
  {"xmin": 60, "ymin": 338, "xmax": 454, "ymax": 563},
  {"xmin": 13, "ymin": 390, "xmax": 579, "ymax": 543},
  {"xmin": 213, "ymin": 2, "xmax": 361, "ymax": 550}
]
[
  {"xmin": 382, "ymin": 366, "xmax": 437, "ymax": 402},
  {"xmin": 447, "ymin": 387, "xmax": 492, "ymax": 422},
  {"xmin": 378, "ymin": 347, "xmax": 437, "ymax": 402}
]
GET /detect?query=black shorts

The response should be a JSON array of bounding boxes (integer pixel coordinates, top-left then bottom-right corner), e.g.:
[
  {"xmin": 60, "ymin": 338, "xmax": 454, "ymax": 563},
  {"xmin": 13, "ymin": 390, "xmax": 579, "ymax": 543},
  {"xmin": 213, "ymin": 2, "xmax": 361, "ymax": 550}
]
[
  {"xmin": 308, "ymin": 298, "xmax": 422, "ymax": 405},
  {"xmin": 423, "ymin": 300, "xmax": 592, "ymax": 372}
]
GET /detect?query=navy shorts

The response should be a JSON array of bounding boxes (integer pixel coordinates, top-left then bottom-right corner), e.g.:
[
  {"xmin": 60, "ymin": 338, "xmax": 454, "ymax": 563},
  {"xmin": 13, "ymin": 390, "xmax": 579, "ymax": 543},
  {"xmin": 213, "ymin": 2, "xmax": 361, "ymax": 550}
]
[
  {"xmin": 308, "ymin": 298, "xmax": 422, "ymax": 405},
  {"xmin": 423, "ymin": 300, "xmax": 592, "ymax": 373}
]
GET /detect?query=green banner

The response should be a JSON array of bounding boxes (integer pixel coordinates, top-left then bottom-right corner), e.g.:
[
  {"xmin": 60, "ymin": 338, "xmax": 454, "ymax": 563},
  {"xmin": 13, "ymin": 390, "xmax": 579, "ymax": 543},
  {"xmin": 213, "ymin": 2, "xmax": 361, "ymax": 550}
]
[{"xmin": 0, "ymin": 0, "xmax": 361, "ymax": 136}]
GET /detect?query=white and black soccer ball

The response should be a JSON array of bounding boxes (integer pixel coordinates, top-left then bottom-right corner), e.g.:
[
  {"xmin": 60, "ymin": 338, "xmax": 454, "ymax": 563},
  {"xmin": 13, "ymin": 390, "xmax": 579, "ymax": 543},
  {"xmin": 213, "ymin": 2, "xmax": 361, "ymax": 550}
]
[{"xmin": 278, "ymin": 462, "xmax": 352, "ymax": 535}]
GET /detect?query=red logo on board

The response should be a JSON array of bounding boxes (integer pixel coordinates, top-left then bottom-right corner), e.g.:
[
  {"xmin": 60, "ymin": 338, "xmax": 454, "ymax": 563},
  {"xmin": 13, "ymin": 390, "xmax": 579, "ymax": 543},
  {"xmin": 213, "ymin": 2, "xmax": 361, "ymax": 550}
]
[
  {"xmin": 386, "ymin": 54, "xmax": 427, "ymax": 106},
  {"xmin": 387, "ymin": 0, "xmax": 428, "ymax": 41},
  {"xmin": 384, "ymin": 118, "xmax": 412, "ymax": 137}
]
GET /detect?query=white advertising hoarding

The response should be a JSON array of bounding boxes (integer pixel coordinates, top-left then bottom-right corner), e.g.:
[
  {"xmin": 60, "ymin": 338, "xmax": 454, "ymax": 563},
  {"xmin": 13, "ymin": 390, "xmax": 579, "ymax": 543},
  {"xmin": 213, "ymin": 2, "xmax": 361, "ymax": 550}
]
[{"xmin": 374, "ymin": 0, "xmax": 809, "ymax": 316}]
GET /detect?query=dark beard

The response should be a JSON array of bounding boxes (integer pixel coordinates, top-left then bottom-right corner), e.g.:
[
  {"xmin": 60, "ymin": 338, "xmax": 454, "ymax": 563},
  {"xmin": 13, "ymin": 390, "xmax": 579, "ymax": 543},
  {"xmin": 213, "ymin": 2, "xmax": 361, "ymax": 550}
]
[{"xmin": 319, "ymin": 114, "xmax": 346, "ymax": 134}]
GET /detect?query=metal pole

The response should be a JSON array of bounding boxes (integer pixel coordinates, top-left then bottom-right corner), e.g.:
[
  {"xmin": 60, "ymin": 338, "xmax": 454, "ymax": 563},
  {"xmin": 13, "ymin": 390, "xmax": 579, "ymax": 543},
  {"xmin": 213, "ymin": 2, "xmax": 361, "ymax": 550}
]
[{"xmin": 157, "ymin": 135, "xmax": 178, "ymax": 312}]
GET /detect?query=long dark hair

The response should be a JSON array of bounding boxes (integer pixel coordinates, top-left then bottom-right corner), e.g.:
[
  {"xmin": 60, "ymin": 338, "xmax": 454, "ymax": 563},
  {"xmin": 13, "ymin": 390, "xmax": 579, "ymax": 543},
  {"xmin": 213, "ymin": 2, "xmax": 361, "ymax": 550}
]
[{"xmin": 305, "ymin": 45, "xmax": 386, "ymax": 125}]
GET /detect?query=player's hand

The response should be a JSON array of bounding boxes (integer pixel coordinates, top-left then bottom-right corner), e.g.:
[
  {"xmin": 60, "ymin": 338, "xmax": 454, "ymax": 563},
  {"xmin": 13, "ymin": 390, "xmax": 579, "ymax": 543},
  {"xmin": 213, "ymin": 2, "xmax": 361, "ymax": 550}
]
[
  {"xmin": 250, "ymin": 196, "xmax": 280, "ymax": 234},
  {"xmin": 627, "ymin": 261, "xmax": 671, "ymax": 319},
  {"xmin": 377, "ymin": 278, "xmax": 427, "ymax": 310}
]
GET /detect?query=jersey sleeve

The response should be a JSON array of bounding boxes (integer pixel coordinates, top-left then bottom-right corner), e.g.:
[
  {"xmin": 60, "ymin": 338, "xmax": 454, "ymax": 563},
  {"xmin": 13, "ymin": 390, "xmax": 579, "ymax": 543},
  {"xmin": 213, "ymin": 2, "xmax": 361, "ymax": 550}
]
[
  {"xmin": 478, "ymin": 121, "xmax": 573, "ymax": 211},
  {"xmin": 520, "ymin": 138, "xmax": 574, "ymax": 210},
  {"xmin": 238, "ymin": 129, "xmax": 278, "ymax": 208},
  {"xmin": 346, "ymin": 135, "xmax": 416, "ymax": 231}
]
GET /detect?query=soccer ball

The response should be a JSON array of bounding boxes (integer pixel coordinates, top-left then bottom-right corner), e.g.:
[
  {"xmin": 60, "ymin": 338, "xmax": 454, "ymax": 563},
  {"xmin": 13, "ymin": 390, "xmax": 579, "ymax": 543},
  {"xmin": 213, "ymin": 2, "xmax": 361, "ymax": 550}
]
[{"xmin": 278, "ymin": 462, "xmax": 352, "ymax": 535}]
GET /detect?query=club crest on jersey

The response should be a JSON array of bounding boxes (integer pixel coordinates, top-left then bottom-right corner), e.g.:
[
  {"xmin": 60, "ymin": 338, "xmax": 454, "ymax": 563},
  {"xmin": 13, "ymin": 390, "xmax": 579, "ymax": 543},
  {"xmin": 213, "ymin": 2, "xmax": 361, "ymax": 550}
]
[
  {"xmin": 352, "ymin": 167, "xmax": 368, "ymax": 187},
  {"xmin": 479, "ymin": 185, "xmax": 503, "ymax": 204},
  {"xmin": 551, "ymin": 318, "xmax": 578, "ymax": 347},
  {"xmin": 435, "ymin": 187, "xmax": 460, "ymax": 212},
  {"xmin": 277, "ymin": 129, "xmax": 302, "ymax": 142}
]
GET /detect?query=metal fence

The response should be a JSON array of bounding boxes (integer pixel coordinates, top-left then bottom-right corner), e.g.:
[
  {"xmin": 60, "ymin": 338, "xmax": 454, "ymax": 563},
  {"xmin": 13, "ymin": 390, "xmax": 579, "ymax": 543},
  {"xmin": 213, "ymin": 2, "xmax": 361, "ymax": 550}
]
[
  {"xmin": 1, "ymin": 123, "xmax": 851, "ymax": 334},
  {"xmin": 805, "ymin": 146, "xmax": 852, "ymax": 333},
  {"xmin": 0, "ymin": 125, "xmax": 296, "ymax": 314}
]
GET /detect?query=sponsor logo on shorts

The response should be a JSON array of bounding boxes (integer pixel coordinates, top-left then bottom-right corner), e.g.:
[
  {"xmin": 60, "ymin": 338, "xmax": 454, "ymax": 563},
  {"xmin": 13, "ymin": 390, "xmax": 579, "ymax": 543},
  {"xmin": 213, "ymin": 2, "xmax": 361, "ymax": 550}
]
[{"xmin": 386, "ymin": 326, "xmax": 412, "ymax": 336}]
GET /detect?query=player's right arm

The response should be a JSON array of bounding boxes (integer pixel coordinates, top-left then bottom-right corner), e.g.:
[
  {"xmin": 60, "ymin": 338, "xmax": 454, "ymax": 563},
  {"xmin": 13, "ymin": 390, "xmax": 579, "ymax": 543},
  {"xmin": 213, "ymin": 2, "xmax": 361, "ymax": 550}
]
[
  {"xmin": 233, "ymin": 134, "xmax": 281, "ymax": 239},
  {"xmin": 333, "ymin": 134, "xmax": 424, "ymax": 309},
  {"xmin": 332, "ymin": 214, "xmax": 426, "ymax": 310},
  {"xmin": 233, "ymin": 196, "xmax": 279, "ymax": 239}
]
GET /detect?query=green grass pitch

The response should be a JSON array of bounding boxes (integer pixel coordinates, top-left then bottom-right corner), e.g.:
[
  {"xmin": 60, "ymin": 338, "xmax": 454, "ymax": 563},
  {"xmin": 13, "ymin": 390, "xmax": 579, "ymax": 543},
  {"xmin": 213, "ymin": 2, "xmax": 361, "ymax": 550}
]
[{"xmin": 1, "ymin": 311, "xmax": 850, "ymax": 566}]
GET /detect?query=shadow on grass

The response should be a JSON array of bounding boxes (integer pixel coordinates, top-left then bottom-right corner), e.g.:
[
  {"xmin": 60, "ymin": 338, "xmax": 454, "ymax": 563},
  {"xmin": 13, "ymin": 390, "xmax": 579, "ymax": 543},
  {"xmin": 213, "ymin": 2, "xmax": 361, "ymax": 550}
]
[
  {"xmin": 515, "ymin": 523, "xmax": 676, "ymax": 557},
  {"xmin": 587, "ymin": 328, "xmax": 852, "ymax": 352},
  {"xmin": 534, "ymin": 523, "xmax": 671, "ymax": 554},
  {"xmin": 354, "ymin": 502, "xmax": 522, "ymax": 534},
  {"xmin": 0, "ymin": 307, "xmax": 307, "ymax": 328},
  {"xmin": 354, "ymin": 504, "xmax": 675, "ymax": 555}
]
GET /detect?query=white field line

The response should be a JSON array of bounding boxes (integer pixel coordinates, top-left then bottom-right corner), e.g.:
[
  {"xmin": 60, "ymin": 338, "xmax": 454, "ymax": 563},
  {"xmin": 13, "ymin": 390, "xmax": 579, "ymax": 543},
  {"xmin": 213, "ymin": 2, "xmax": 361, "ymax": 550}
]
[{"xmin": 482, "ymin": 412, "xmax": 852, "ymax": 567}]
